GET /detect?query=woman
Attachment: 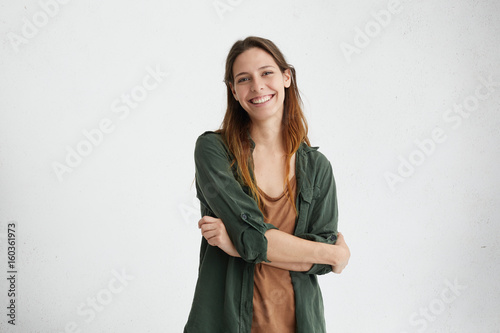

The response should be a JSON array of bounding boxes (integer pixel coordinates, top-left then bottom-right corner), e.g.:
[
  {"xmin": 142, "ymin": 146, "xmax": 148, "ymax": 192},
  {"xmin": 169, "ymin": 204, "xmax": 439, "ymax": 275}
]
[{"xmin": 184, "ymin": 36, "xmax": 350, "ymax": 333}]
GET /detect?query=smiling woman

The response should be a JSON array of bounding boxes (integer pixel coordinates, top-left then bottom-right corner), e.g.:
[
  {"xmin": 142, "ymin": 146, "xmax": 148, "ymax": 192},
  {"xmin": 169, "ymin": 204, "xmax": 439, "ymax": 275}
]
[
  {"xmin": 229, "ymin": 48, "xmax": 291, "ymax": 125},
  {"xmin": 183, "ymin": 36, "xmax": 350, "ymax": 333}
]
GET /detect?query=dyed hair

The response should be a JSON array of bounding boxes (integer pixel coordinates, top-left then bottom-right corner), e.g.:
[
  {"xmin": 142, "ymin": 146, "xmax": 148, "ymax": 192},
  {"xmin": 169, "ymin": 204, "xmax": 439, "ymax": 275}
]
[{"xmin": 214, "ymin": 36, "xmax": 311, "ymax": 219}]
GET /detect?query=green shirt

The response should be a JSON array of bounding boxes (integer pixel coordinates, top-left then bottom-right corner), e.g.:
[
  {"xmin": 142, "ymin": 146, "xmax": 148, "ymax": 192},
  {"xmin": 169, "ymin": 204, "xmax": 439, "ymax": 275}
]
[{"xmin": 184, "ymin": 130, "xmax": 339, "ymax": 333}]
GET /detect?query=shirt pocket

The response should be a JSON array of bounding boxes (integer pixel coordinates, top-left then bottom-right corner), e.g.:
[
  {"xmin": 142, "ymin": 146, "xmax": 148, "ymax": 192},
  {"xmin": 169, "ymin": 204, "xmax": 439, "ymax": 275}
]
[{"xmin": 294, "ymin": 186, "xmax": 313, "ymax": 235}]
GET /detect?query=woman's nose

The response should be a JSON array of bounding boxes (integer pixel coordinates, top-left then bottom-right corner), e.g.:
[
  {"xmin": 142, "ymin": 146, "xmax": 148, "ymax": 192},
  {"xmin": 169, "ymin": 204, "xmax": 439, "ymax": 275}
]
[{"xmin": 251, "ymin": 76, "xmax": 264, "ymax": 92}]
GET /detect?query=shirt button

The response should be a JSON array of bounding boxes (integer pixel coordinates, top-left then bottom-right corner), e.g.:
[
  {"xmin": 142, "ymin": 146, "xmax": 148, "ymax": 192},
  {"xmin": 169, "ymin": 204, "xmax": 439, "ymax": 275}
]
[{"xmin": 241, "ymin": 213, "xmax": 247, "ymax": 220}]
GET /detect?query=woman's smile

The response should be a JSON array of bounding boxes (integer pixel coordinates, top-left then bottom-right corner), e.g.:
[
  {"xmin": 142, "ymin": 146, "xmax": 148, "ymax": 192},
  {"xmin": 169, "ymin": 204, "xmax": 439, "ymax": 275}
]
[{"xmin": 249, "ymin": 94, "xmax": 275, "ymax": 106}]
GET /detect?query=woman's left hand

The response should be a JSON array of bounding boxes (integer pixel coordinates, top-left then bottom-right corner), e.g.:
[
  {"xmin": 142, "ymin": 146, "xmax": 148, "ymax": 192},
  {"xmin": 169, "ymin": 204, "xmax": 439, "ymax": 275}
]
[
  {"xmin": 198, "ymin": 216, "xmax": 240, "ymax": 257},
  {"xmin": 331, "ymin": 232, "xmax": 350, "ymax": 274}
]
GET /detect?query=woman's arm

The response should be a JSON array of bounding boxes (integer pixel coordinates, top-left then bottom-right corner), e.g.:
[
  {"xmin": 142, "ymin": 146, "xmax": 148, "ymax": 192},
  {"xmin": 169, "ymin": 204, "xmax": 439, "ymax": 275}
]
[
  {"xmin": 194, "ymin": 133, "xmax": 280, "ymax": 264},
  {"xmin": 198, "ymin": 217, "xmax": 311, "ymax": 271},
  {"xmin": 262, "ymin": 231, "xmax": 349, "ymax": 272},
  {"xmin": 199, "ymin": 216, "xmax": 350, "ymax": 272},
  {"xmin": 194, "ymin": 133, "xmax": 349, "ymax": 270}
]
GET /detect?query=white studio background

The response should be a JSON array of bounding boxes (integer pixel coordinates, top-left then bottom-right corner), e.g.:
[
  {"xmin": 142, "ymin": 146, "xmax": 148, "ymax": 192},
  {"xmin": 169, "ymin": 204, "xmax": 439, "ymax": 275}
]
[{"xmin": 0, "ymin": 0, "xmax": 499, "ymax": 332}]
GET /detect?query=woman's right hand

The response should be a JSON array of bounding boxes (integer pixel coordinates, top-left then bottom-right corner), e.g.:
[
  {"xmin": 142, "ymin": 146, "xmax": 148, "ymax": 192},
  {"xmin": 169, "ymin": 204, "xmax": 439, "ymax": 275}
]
[
  {"xmin": 198, "ymin": 216, "xmax": 240, "ymax": 258},
  {"xmin": 331, "ymin": 232, "xmax": 350, "ymax": 274}
]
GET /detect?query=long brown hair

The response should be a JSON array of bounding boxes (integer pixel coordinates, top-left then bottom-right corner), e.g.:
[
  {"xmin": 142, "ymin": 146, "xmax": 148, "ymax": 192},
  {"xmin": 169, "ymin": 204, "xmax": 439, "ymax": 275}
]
[{"xmin": 215, "ymin": 36, "xmax": 310, "ymax": 219}]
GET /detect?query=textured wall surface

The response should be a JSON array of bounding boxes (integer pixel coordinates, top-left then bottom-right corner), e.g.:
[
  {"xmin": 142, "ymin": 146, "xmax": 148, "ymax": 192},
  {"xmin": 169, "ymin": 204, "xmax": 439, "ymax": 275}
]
[{"xmin": 1, "ymin": 0, "xmax": 499, "ymax": 332}]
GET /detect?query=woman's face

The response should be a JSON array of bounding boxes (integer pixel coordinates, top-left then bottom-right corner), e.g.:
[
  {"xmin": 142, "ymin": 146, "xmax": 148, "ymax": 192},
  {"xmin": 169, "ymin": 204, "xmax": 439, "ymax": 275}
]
[{"xmin": 230, "ymin": 47, "xmax": 291, "ymax": 124}]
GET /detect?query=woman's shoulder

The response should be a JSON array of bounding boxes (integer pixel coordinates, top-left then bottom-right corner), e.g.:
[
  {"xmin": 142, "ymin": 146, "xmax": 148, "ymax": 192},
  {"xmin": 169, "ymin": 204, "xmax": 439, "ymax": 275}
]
[
  {"xmin": 298, "ymin": 142, "xmax": 332, "ymax": 169},
  {"xmin": 196, "ymin": 130, "xmax": 223, "ymax": 145},
  {"xmin": 197, "ymin": 130, "xmax": 221, "ymax": 139},
  {"xmin": 195, "ymin": 130, "xmax": 230, "ymax": 157},
  {"xmin": 298, "ymin": 143, "xmax": 336, "ymax": 195}
]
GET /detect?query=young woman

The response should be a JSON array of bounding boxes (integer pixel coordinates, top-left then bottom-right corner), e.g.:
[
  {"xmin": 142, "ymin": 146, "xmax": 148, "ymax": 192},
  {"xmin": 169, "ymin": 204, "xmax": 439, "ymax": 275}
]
[{"xmin": 184, "ymin": 36, "xmax": 350, "ymax": 333}]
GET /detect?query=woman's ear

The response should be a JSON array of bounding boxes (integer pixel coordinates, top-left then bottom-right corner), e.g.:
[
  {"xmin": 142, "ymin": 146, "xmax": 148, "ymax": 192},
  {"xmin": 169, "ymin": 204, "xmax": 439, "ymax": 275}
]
[
  {"xmin": 283, "ymin": 69, "xmax": 291, "ymax": 88},
  {"xmin": 229, "ymin": 82, "xmax": 238, "ymax": 101}
]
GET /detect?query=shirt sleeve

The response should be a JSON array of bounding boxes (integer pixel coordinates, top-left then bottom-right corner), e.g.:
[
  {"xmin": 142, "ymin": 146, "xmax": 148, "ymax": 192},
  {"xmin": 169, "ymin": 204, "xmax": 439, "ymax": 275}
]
[
  {"xmin": 296, "ymin": 154, "xmax": 339, "ymax": 275},
  {"xmin": 194, "ymin": 132, "xmax": 279, "ymax": 264}
]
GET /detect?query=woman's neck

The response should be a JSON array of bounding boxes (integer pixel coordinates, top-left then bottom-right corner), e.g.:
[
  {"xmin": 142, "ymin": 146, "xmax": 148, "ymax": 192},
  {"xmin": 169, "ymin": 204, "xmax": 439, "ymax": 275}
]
[{"xmin": 249, "ymin": 119, "xmax": 284, "ymax": 155}]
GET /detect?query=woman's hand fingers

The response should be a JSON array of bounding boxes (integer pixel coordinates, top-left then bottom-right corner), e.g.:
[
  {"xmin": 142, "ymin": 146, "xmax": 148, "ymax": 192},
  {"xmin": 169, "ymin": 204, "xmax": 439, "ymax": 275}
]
[
  {"xmin": 202, "ymin": 229, "xmax": 218, "ymax": 239},
  {"xmin": 200, "ymin": 218, "xmax": 224, "ymax": 233},
  {"xmin": 197, "ymin": 216, "xmax": 239, "ymax": 257},
  {"xmin": 332, "ymin": 231, "xmax": 350, "ymax": 274},
  {"xmin": 336, "ymin": 232, "xmax": 345, "ymax": 244},
  {"xmin": 200, "ymin": 222, "xmax": 218, "ymax": 233},
  {"xmin": 199, "ymin": 216, "xmax": 226, "ymax": 246},
  {"xmin": 201, "ymin": 227, "xmax": 223, "ymax": 243},
  {"xmin": 198, "ymin": 215, "xmax": 218, "ymax": 229}
]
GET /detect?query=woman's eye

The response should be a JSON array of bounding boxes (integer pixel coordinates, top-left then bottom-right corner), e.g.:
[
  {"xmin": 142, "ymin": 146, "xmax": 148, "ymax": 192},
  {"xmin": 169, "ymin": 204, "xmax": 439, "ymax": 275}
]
[
  {"xmin": 238, "ymin": 77, "xmax": 249, "ymax": 83},
  {"xmin": 263, "ymin": 71, "xmax": 273, "ymax": 76}
]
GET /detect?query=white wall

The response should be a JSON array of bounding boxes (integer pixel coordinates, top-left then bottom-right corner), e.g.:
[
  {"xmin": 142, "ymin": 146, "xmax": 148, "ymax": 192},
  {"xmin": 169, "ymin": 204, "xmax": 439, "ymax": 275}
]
[{"xmin": 1, "ymin": 0, "xmax": 499, "ymax": 332}]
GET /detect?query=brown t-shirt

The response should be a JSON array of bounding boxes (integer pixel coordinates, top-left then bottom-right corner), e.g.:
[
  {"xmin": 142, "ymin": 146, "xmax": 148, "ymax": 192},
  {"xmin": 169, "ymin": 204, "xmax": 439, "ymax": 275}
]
[{"xmin": 251, "ymin": 174, "xmax": 297, "ymax": 333}]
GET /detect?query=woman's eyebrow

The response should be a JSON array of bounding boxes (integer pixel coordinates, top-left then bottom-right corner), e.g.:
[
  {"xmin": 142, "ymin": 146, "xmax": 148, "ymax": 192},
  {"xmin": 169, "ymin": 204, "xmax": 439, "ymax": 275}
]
[{"xmin": 234, "ymin": 65, "xmax": 276, "ymax": 79}]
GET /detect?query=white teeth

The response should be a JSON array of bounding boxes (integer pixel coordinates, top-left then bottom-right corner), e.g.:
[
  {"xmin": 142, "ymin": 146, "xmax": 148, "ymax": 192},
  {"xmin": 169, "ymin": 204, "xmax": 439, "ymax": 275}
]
[{"xmin": 251, "ymin": 95, "xmax": 272, "ymax": 104}]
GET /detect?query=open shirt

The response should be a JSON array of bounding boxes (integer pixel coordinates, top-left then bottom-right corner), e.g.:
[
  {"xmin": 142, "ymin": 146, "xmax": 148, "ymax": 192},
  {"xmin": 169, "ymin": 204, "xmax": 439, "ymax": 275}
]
[{"xmin": 184, "ymin": 130, "xmax": 339, "ymax": 333}]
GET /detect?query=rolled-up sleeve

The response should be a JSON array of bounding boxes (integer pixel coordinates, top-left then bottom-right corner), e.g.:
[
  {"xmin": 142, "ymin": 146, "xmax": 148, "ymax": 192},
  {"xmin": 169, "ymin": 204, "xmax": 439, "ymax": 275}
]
[
  {"xmin": 194, "ymin": 132, "xmax": 278, "ymax": 264},
  {"xmin": 297, "ymin": 155, "xmax": 338, "ymax": 275}
]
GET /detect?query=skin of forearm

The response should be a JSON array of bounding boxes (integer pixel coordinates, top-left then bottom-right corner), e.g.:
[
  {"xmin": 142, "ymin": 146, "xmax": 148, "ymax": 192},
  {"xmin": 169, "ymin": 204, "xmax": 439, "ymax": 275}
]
[
  {"xmin": 219, "ymin": 240, "xmax": 312, "ymax": 271},
  {"xmin": 214, "ymin": 223, "xmax": 341, "ymax": 267},
  {"xmin": 264, "ymin": 229, "xmax": 337, "ymax": 265}
]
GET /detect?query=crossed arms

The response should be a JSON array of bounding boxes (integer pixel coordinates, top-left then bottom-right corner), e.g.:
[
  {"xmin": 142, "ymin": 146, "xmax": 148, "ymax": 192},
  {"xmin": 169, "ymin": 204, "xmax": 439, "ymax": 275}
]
[
  {"xmin": 199, "ymin": 216, "xmax": 350, "ymax": 273},
  {"xmin": 194, "ymin": 133, "xmax": 350, "ymax": 274}
]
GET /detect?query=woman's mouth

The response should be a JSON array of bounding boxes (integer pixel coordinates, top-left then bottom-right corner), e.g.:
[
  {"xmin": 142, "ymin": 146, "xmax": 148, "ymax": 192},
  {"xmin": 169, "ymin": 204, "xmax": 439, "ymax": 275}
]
[{"xmin": 249, "ymin": 94, "xmax": 275, "ymax": 105}]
